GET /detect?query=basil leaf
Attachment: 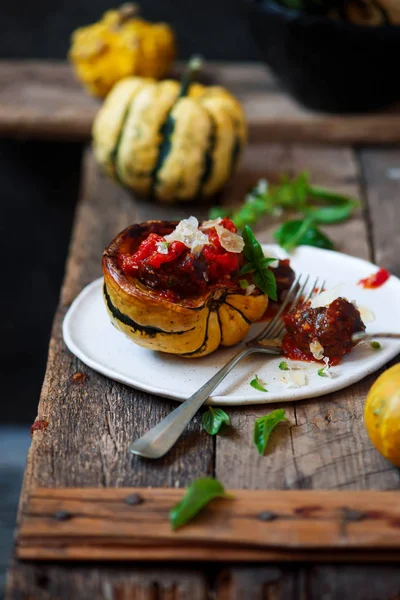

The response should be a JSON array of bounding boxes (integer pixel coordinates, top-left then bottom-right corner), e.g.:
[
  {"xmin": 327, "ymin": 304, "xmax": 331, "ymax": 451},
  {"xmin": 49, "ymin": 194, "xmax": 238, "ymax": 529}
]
[
  {"xmin": 239, "ymin": 263, "xmax": 256, "ymax": 275},
  {"xmin": 241, "ymin": 226, "xmax": 278, "ymax": 300},
  {"xmin": 210, "ymin": 172, "xmax": 358, "ymax": 233},
  {"xmin": 253, "ymin": 269, "xmax": 277, "ymax": 301},
  {"xmin": 304, "ymin": 187, "xmax": 359, "ymax": 224},
  {"xmin": 242, "ymin": 226, "xmax": 265, "ymax": 263},
  {"xmin": 273, "ymin": 172, "xmax": 309, "ymax": 209},
  {"xmin": 273, "ymin": 219, "xmax": 335, "ymax": 251},
  {"xmin": 253, "ymin": 409, "xmax": 287, "ymax": 456},
  {"xmin": 202, "ymin": 407, "xmax": 231, "ymax": 435},
  {"xmin": 170, "ymin": 477, "xmax": 232, "ymax": 530},
  {"xmin": 250, "ymin": 375, "xmax": 268, "ymax": 392},
  {"xmin": 302, "ymin": 203, "xmax": 356, "ymax": 224}
]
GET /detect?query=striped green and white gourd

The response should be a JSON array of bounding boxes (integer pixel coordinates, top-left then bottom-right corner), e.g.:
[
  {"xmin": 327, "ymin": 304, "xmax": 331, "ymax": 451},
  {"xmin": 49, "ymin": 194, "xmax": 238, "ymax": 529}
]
[{"xmin": 92, "ymin": 58, "xmax": 247, "ymax": 202}]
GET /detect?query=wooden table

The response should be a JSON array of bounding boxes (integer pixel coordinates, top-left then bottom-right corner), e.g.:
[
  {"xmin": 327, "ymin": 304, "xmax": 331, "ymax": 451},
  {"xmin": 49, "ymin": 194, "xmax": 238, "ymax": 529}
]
[{"xmin": 4, "ymin": 61, "xmax": 400, "ymax": 599}]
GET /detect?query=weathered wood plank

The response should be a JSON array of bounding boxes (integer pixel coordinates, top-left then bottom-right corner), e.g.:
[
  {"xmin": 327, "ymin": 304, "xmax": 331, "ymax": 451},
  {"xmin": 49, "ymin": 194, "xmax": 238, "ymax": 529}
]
[
  {"xmin": 7, "ymin": 564, "xmax": 208, "ymax": 600},
  {"xmin": 6, "ymin": 149, "xmax": 213, "ymax": 598},
  {"xmin": 216, "ymin": 144, "xmax": 400, "ymax": 492},
  {"xmin": 216, "ymin": 565, "xmax": 400, "ymax": 600},
  {"xmin": 23, "ymin": 150, "xmax": 214, "ymax": 494},
  {"xmin": 358, "ymin": 147, "xmax": 400, "ymax": 277},
  {"xmin": 16, "ymin": 488, "xmax": 400, "ymax": 562},
  {"xmin": 3, "ymin": 61, "xmax": 400, "ymax": 143}
]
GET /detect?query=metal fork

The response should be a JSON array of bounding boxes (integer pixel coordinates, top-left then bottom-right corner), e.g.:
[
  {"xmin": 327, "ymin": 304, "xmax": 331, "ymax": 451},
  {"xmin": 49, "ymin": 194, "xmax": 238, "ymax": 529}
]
[{"xmin": 129, "ymin": 273, "xmax": 324, "ymax": 459}]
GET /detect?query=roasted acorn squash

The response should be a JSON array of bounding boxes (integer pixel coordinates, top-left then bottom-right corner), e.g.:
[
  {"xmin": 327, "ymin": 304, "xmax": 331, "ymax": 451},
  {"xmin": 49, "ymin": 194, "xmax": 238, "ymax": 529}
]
[
  {"xmin": 102, "ymin": 221, "xmax": 268, "ymax": 358},
  {"xmin": 92, "ymin": 58, "xmax": 247, "ymax": 203},
  {"xmin": 69, "ymin": 4, "xmax": 176, "ymax": 98}
]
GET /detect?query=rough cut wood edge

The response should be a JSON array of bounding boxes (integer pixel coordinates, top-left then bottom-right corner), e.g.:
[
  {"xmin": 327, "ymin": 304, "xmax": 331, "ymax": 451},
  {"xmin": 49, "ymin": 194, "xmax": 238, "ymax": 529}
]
[
  {"xmin": 3, "ymin": 61, "xmax": 400, "ymax": 143},
  {"xmin": 16, "ymin": 488, "xmax": 400, "ymax": 562}
]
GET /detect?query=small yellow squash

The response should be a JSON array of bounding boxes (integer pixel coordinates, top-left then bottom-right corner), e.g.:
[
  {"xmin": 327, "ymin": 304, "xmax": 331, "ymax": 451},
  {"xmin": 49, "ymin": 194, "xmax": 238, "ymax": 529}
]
[
  {"xmin": 364, "ymin": 363, "xmax": 400, "ymax": 467},
  {"xmin": 92, "ymin": 59, "xmax": 247, "ymax": 203},
  {"xmin": 69, "ymin": 4, "xmax": 176, "ymax": 97},
  {"xmin": 102, "ymin": 221, "xmax": 268, "ymax": 358}
]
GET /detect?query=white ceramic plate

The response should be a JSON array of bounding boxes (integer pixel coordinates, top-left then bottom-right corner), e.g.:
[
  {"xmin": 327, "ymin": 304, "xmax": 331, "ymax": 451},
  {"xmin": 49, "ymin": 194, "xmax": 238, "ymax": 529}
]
[{"xmin": 63, "ymin": 245, "xmax": 400, "ymax": 405}]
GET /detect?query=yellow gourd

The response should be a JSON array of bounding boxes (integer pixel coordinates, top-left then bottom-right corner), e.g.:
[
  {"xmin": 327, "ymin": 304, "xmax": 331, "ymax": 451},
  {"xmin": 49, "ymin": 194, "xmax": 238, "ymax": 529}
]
[
  {"xmin": 69, "ymin": 4, "xmax": 176, "ymax": 97},
  {"xmin": 92, "ymin": 58, "xmax": 247, "ymax": 203},
  {"xmin": 364, "ymin": 363, "xmax": 400, "ymax": 467}
]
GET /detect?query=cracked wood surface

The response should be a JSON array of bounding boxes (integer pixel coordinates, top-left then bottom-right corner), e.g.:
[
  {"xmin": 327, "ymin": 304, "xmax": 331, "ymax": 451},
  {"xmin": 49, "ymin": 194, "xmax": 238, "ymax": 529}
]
[{"xmin": 7, "ymin": 144, "xmax": 400, "ymax": 599}]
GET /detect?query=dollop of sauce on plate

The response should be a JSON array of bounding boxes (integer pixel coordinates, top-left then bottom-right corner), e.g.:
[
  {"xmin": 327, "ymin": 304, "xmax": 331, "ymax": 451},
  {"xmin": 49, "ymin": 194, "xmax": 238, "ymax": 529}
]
[{"xmin": 358, "ymin": 268, "xmax": 390, "ymax": 289}]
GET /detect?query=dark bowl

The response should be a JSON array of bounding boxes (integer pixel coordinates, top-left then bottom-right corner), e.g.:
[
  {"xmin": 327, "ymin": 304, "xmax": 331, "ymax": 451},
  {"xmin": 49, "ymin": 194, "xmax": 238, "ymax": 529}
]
[{"xmin": 246, "ymin": 0, "xmax": 400, "ymax": 113}]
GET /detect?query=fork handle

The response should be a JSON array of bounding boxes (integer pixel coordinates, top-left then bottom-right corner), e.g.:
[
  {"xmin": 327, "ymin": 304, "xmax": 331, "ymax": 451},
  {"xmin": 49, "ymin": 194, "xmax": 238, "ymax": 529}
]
[{"xmin": 129, "ymin": 346, "xmax": 256, "ymax": 459}]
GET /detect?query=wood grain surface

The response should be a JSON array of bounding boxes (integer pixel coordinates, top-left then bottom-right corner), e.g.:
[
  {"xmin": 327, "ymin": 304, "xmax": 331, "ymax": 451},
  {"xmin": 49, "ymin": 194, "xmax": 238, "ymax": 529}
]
[
  {"xmin": 6, "ymin": 142, "xmax": 400, "ymax": 599},
  {"xmin": 3, "ymin": 60, "xmax": 400, "ymax": 143},
  {"xmin": 16, "ymin": 488, "xmax": 400, "ymax": 562}
]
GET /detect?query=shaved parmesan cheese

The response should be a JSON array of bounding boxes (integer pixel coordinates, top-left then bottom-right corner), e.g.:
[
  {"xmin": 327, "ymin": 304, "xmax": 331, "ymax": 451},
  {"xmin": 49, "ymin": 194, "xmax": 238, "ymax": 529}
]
[
  {"xmin": 215, "ymin": 225, "xmax": 244, "ymax": 253},
  {"xmin": 310, "ymin": 284, "xmax": 344, "ymax": 309},
  {"xmin": 156, "ymin": 241, "xmax": 169, "ymax": 254},
  {"xmin": 321, "ymin": 357, "xmax": 333, "ymax": 378},
  {"xmin": 353, "ymin": 302, "xmax": 375, "ymax": 324},
  {"xmin": 282, "ymin": 370, "xmax": 308, "ymax": 388},
  {"xmin": 245, "ymin": 284, "xmax": 256, "ymax": 296},
  {"xmin": 310, "ymin": 340, "xmax": 325, "ymax": 360},
  {"xmin": 165, "ymin": 216, "xmax": 208, "ymax": 257},
  {"xmin": 200, "ymin": 217, "xmax": 222, "ymax": 230},
  {"xmin": 291, "ymin": 370, "xmax": 308, "ymax": 387}
]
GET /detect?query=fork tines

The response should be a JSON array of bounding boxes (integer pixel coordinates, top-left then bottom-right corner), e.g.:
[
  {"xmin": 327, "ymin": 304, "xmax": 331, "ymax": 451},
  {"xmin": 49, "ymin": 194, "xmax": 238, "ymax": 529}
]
[{"xmin": 247, "ymin": 274, "xmax": 325, "ymax": 346}]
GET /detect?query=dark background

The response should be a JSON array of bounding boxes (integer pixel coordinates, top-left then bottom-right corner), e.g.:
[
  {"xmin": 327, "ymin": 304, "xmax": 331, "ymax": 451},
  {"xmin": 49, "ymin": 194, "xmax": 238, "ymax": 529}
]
[{"xmin": 0, "ymin": 1, "xmax": 259, "ymax": 423}]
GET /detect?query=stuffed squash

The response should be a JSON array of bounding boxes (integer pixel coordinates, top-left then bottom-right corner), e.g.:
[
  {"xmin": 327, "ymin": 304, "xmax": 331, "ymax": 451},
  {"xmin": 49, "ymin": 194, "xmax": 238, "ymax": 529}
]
[{"xmin": 102, "ymin": 217, "xmax": 281, "ymax": 357}]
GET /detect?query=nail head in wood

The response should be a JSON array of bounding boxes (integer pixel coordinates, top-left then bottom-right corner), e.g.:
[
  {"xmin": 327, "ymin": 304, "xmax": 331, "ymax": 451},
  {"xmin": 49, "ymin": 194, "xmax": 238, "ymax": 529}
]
[
  {"xmin": 258, "ymin": 511, "xmax": 279, "ymax": 522},
  {"xmin": 124, "ymin": 493, "xmax": 144, "ymax": 506},
  {"xmin": 53, "ymin": 510, "xmax": 72, "ymax": 522}
]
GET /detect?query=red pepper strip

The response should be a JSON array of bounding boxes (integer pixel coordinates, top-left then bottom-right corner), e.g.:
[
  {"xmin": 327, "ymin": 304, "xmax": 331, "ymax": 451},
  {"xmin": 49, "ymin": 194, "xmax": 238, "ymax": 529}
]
[{"xmin": 147, "ymin": 240, "xmax": 187, "ymax": 268}]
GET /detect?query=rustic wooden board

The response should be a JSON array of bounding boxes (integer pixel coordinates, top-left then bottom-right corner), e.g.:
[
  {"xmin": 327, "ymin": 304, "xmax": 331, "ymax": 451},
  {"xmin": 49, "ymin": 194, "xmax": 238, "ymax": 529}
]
[
  {"xmin": 17, "ymin": 488, "xmax": 400, "ymax": 562},
  {"xmin": 6, "ymin": 143, "xmax": 400, "ymax": 599},
  {"xmin": 3, "ymin": 61, "xmax": 400, "ymax": 143}
]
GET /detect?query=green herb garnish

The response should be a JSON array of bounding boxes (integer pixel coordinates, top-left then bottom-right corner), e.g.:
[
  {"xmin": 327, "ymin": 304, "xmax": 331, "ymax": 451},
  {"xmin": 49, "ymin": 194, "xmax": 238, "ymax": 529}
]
[
  {"xmin": 209, "ymin": 172, "xmax": 358, "ymax": 251},
  {"xmin": 278, "ymin": 361, "xmax": 289, "ymax": 371},
  {"xmin": 202, "ymin": 407, "xmax": 230, "ymax": 435},
  {"xmin": 370, "ymin": 341, "xmax": 382, "ymax": 350},
  {"xmin": 253, "ymin": 409, "xmax": 287, "ymax": 456},
  {"xmin": 169, "ymin": 477, "xmax": 233, "ymax": 530},
  {"xmin": 250, "ymin": 375, "xmax": 268, "ymax": 392},
  {"xmin": 241, "ymin": 226, "xmax": 277, "ymax": 300},
  {"xmin": 273, "ymin": 219, "xmax": 334, "ymax": 251},
  {"xmin": 318, "ymin": 367, "xmax": 326, "ymax": 377},
  {"xmin": 239, "ymin": 279, "xmax": 249, "ymax": 290}
]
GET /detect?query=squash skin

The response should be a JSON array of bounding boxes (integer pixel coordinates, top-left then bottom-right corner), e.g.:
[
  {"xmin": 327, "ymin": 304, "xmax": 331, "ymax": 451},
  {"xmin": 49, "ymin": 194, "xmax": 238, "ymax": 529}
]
[
  {"xmin": 102, "ymin": 221, "xmax": 268, "ymax": 358},
  {"xmin": 92, "ymin": 77, "xmax": 247, "ymax": 203},
  {"xmin": 69, "ymin": 6, "xmax": 176, "ymax": 98},
  {"xmin": 364, "ymin": 363, "xmax": 400, "ymax": 467}
]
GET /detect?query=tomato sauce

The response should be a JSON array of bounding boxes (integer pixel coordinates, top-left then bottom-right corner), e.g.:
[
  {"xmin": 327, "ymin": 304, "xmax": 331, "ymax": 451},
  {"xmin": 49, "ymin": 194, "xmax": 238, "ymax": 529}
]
[
  {"xmin": 282, "ymin": 297, "xmax": 366, "ymax": 365},
  {"xmin": 358, "ymin": 268, "xmax": 390, "ymax": 289},
  {"xmin": 119, "ymin": 218, "xmax": 242, "ymax": 299}
]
